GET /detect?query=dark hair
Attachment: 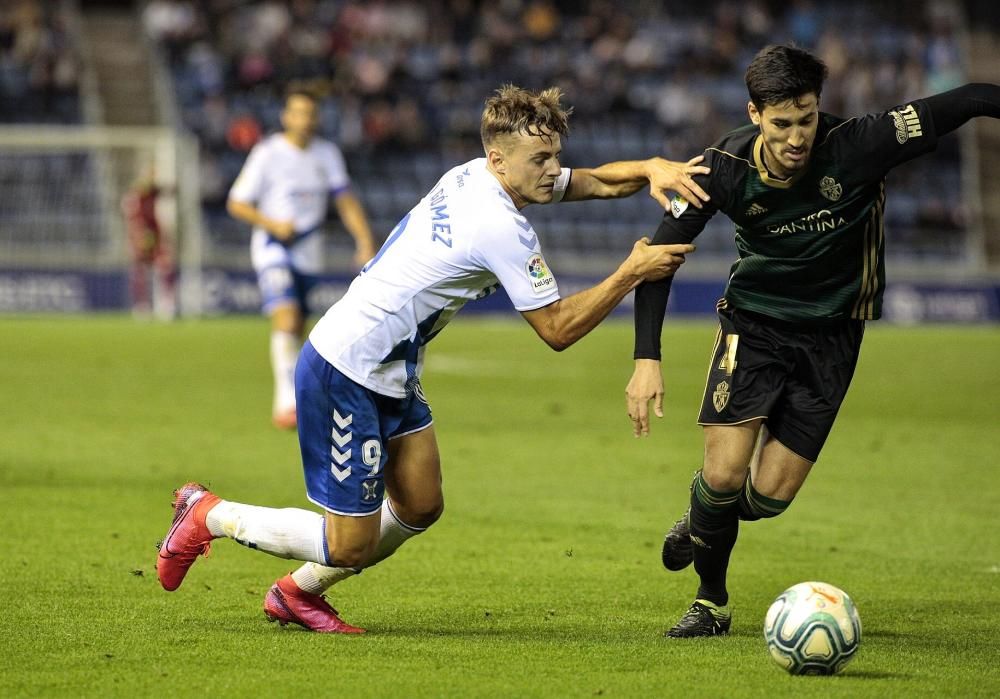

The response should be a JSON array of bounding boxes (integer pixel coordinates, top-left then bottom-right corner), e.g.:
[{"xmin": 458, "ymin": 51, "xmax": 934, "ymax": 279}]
[
  {"xmin": 480, "ymin": 84, "xmax": 571, "ymax": 148},
  {"xmin": 745, "ymin": 45, "xmax": 828, "ymax": 110}
]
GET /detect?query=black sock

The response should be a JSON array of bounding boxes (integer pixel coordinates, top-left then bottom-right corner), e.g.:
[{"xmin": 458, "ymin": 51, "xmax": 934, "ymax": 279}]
[
  {"xmin": 736, "ymin": 478, "xmax": 792, "ymax": 521},
  {"xmin": 689, "ymin": 472, "xmax": 741, "ymax": 607}
]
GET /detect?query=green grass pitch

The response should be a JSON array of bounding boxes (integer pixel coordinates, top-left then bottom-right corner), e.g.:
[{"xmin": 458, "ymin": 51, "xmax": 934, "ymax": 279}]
[{"xmin": 1, "ymin": 315, "xmax": 998, "ymax": 698}]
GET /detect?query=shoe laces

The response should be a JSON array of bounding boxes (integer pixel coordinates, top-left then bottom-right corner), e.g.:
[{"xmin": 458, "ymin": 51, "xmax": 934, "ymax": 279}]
[
  {"xmin": 678, "ymin": 603, "xmax": 708, "ymax": 626},
  {"xmin": 314, "ymin": 594, "xmax": 342, "ymax": 617},
  {"xmin": 682, "ymin": 601, "xmax": 727, "ymax": 627}
]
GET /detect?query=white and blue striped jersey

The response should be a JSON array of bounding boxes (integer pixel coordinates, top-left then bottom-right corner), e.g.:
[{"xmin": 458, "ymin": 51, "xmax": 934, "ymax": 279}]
[
  {"xmin": 308, "ymin": 157, "xmax": 570, "ymax": 398},
  {"xmin": 229, "ymin": 134, "xmax": 351, "ymax": 274}
]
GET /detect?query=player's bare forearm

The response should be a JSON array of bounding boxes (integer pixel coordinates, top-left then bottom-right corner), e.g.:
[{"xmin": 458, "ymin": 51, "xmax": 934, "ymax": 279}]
[
  {"xmin": 564, "ymin": 157, "xmax": 710, "ymax": 209},
  {"xmin": 522, "ymin": 239, "xmax": 693, "ymax": 351},
  {"xmin": 563, "ymin": 160, "xmax": 656, "ymax": 201},
  {"xmin": 334, "ymin": 192, "xmax": 377, "ymax": 258},
  {"xmin": 522, "ymin": 266, "xmax": 643, "ymax": 351},
  {"xmin": 226, "ymin": 199, "xmax": 261, "ymax": 226},
  {"xmin": 226, "ymin": 199, "xmax": 293, "ymax": 239}
]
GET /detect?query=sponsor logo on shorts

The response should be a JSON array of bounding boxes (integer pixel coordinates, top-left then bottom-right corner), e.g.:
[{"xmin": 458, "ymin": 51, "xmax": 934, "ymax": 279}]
[
  {"xmin": 712, "ymin": 380, "xmax": 731, "ymax": 413},
  {"xmin": 525, "ymin": 253, "xmax": 556, "ymax": 296}
]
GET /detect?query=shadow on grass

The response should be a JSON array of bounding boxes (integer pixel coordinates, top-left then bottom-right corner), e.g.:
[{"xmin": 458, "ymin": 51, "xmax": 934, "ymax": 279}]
[
  {"xmin": 864, "ymin": 630, "xmax": 907, "ymax": 638},
  {"xmin": 358, "ymin": 625, "xmax": 764, "ymax": 645},
  {"xmin": 839, "ymin": 670, "xmax": 912, "ymax": 680}
]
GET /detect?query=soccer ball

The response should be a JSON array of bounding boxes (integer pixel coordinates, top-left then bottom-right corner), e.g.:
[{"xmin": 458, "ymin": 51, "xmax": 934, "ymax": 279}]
[{"xmin": 763, "ymin": 581, "xmax": 862, "ymax": 675}]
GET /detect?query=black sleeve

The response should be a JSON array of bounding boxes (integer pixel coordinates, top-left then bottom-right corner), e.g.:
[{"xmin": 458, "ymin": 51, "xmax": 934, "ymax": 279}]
[
  {"xmin": 633, "ymin": 191, "xmax": 716, "ymax": 360},
  {"xmin": 836, "ymin": 83, "xmax": 1000, "ymax": 176},
  {"xmin": 924, "ymin": 83, "xmax": 1000, "ymax": 136}
]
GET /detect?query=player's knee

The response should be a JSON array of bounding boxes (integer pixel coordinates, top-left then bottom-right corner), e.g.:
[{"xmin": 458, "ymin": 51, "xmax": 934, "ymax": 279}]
[
  {"xmin": 737, "ymin": 480, "xmax": 792, "ymax": 521},
  {"xmin": 396, "ymin": 496, "xmax": 444, "ymax": 530},
  {"xmin": 700, "ymin": 466, "xmax": 747, "ymax": 493}
]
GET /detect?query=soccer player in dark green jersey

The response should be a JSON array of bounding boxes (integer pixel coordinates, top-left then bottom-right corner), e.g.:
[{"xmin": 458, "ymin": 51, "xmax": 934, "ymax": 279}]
[{"xmin": 626, "ymin": 44, "xmax": 1000, "ymax": 637}]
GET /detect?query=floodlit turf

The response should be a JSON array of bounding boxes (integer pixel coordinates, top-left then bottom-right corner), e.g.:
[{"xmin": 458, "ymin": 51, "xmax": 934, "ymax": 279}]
[{"xmin": 1, "ymin": 315, "xmax": 998, "ymax": 698}]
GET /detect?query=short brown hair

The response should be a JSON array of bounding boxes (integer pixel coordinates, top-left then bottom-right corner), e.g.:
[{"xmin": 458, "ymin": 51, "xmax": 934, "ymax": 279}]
[{"xmin": 480, "ymin": 84, "xmax": 571, "ymax": 149}]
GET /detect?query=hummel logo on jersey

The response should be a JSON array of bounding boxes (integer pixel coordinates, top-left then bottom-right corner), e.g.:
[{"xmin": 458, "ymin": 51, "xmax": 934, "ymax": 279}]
[
  {"xmin": 745, "ymin": 203, "xmax": 767, "ymax": 217},
  {"xmin": 889, "ymin": 104, "xmax": 923, "ymax": 143}
]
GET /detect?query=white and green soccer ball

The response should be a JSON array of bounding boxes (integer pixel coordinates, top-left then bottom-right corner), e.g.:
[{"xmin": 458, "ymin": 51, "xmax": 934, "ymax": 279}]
[{"xmin": 763, "ymin": 581, "xmax": 862, "ymax": 676}]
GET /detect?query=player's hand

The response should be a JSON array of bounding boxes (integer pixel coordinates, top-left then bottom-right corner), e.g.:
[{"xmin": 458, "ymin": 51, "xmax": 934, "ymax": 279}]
[
  {"xmin": 646, "ymin": 156, "xmax": 710, "ymax": 210},
  {"xmin": 626, "ymin": 237, "xmax": 695, "ymax": 282},
  {"xmin": 626, "ymin": 358, "xmax": 665, "ymax": 437},
  {"xmin": 268, "ymin": 219, "xmax": 296, "ymax": 241}
]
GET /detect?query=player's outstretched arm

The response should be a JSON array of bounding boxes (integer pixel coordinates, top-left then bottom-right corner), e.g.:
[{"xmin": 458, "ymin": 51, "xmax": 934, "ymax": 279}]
[
  {"xmin": 923, "ymin": 83, "xmax": 1000, "ymax": 135},
  {"xmin": 520, "ymin": 239, "xmax": 695, "ymax": 351},
  {"xmin": 226, "ymin": 199, "xmax": 295, "ymax": 241},
  {"xmin": 333, "ymin": 191, "xmax": 378, "ymax": 269},
  {"xmin": 563, "ymin": 157, "xmax": 710, "ymax": 208},
  {"xmin": 626, "ymin": 194, "xmax": 714, "ymax": 436}
]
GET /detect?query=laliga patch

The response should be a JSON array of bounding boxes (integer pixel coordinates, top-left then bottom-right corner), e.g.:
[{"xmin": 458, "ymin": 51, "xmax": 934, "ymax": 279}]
[
  {"xmin": 525, "ymin": 253, "xmax": 557, "ymax": 296},
  {"xmin": 670, "ymin": 194, "xmax": 689, "ymax": 219}
]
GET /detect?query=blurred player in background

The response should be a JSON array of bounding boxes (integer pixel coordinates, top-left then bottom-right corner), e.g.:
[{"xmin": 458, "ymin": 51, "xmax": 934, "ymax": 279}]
[
  {"xmin": 157, "ymin": 84, "xmax": 707, "ymax": 633},
  {"xmin": 227, "ymin": 87, "xmax": 377, "ymax": 430},
  {"xmin": 120, "ymin": 167, "xmax": 176, "ymax": 320},
  {"xmin": 625, "ymin": 44, "xmax": 1000, "ymax": 638}
]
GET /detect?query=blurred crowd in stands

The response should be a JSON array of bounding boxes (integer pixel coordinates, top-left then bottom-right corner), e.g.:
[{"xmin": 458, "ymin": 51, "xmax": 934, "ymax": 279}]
[
  {"xmin": 140, "ymin": 0, "xmax": 969, "ymax": 258},
  {"xmin": 0, "ymin": 0, "xmax": 80, "ymax": 123},
  {"xmin": 0, "ymin": 0, "xmax": 972, "ymax": 261}
]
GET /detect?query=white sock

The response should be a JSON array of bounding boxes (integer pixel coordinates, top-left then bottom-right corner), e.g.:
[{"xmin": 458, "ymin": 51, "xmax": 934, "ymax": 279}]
[
  {"xmin": 290, "ymin": 499, "xmax": 424, "ymax": 594},
  {"xmin": 270, "ymin": 330, "xmax": 299, "ymax": 414},
  {"xmin": 205, "ymin": 500, "xmax": 328, "ymax": 564}
]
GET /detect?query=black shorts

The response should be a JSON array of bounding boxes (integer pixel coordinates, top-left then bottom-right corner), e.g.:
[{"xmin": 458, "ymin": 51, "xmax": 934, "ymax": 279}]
[{"xmin": 697, "ymin": 304, "xmax": 865, "ymax": 462}]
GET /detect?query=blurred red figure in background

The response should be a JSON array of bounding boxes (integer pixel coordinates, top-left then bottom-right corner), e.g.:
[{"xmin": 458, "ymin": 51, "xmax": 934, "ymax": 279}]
[{"xmin": 121, "ymin": 169, "xmax": 177, "ymax": 319}]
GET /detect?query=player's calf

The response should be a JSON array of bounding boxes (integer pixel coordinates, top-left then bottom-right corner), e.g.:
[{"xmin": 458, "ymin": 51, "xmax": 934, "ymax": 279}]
[{"xmin": 661, "ymin": 470, "xmax": 700, "ymax": 572}]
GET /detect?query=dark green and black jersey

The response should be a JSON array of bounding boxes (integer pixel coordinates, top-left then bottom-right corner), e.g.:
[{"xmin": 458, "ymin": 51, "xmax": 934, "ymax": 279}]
[{"xmin": 652, "ymin": 100, "xmax": 938, "ymax": 323}]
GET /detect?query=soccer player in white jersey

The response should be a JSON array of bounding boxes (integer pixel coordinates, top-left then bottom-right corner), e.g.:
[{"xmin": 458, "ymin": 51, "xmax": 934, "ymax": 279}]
[
  {"xmin": 227, "ymin": 88, "xmax": 377, "ymax": 430},
  {"xmin": 157, "ymin": 85, "xmax": 707, "ymax": 633}
]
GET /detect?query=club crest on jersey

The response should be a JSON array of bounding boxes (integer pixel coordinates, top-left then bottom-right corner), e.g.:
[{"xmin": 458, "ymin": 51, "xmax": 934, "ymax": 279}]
[
  {"xmin": 819, "ymin": 176, "xmax": 842, "ymax": 202},
  {"xmin": 712, "ymin": 380, "xmax": 731, "ymax": 412},
  {"xmin": 889, "ymin": 104, "xmax": 923, "ymax": 143},
  {"xmin": 670, "ymin": 194, "xmax": 689, "ymax": 219},
  {"xmin": 525, "ymin": 253, "xmax": 556, "ymax": 296}
]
